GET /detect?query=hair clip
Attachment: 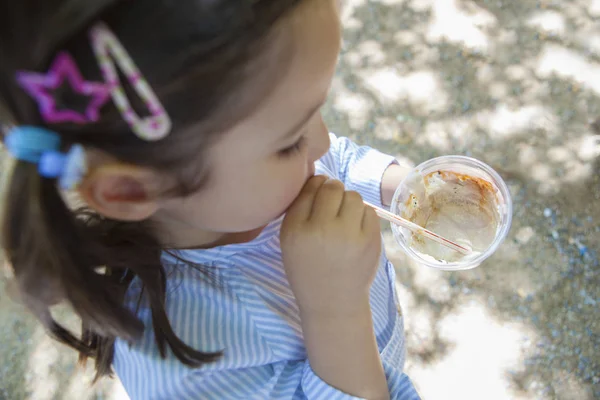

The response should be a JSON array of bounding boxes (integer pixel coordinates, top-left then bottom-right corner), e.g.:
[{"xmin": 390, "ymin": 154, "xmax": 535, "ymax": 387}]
[
  {"xmin": 15, "ymin": 23, "xmax": 172, "ymax": 142},
  {"xmin": 16, "ymin": 53, "xmax": 111, "ymax": 124},
  {"xmin": 90, "ymin": 23, "xmax": 172, "ymax": 141},
  {"xmin": 5, "ymin": 126, "xmax": 87, "ymax": 190}
]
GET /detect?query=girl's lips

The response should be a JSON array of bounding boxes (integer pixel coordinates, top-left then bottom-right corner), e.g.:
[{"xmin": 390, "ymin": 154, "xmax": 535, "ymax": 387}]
[
  {"xmin": 276, "ymin": 163, "xmax": 318, "ymax": 219},
  {"xmin": 307, "ymin": 162, "xmax": 316, "ymax": 177}
]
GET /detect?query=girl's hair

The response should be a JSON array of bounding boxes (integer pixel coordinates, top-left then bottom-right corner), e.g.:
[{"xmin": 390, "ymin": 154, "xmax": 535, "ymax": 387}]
[{"xmin": 0, "ymin": 0, "xmax": 302, "ymax": 379}]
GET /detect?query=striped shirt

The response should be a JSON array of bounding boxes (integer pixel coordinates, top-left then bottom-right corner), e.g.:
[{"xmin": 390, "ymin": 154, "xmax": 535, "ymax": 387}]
[{"xmin": 113, "ymin": 134, "xmax": 421, "ymax": 399}]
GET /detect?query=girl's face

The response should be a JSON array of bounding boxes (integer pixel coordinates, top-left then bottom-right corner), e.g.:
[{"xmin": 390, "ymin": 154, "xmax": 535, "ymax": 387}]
[{"xmin": 155, "ymin": 0, "xmax": 342, "ymax": 247}]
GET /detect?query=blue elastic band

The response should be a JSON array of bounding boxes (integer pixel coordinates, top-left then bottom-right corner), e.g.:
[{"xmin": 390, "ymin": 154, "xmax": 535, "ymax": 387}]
[
  {"xmin": 39, "ymin": 151, "xmax": 67, "ymax": 178},
  {"xmin": 5, "ymin": 126, "xmax": 61, "ymax": 164},
  {"xmin": 5, "ymin": 126, "xmax": 86, "ymax": 189}
]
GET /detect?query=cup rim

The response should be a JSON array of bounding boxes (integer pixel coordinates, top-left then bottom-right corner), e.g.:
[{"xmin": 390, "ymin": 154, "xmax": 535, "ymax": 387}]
[{"xmin": 390, "ymin": 155, "xmax": 513, "ymax": 271}]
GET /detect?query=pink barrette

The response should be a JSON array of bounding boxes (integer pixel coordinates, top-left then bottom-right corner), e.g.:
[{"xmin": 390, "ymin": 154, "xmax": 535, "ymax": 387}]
[
  {"xmin": 15, "ymin": 23, "xmax": 172, "ymax": 142},
  {"xmin": 16, "ymin": 53, "xmax": 111, "ymax": 124},
  {"xmin": 89, "ymin": 23, "xmax": 172, "ymax": 141}
]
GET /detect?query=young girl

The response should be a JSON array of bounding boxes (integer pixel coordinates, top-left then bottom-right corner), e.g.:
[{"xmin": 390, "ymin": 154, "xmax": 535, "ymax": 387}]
[{"xmin": 0, "ymin": 0, "xmax": 420, "ymax": 399}]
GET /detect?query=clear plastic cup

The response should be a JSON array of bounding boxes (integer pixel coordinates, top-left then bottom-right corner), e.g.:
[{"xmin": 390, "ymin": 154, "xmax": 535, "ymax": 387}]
[{"xmin": 390, "ymin": 156, "xmax": 513, "ymax": 270}]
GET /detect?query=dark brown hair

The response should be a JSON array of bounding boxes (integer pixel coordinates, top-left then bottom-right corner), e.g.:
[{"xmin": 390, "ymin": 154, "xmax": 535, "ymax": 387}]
[{"xmin": 0, "ymin": 0, "xmax": 303, "ymax": 380}]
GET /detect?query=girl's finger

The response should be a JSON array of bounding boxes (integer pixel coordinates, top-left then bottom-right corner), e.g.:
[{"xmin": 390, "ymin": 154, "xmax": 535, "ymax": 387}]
[
  {"xmin": 284, "ymin": 175, "xmax": 328, "ymax": 223},
  {"xmin": 338, "ymin": 190, "xmax": 365, "ymax": 226},
  {"xmin": 361, "ymin": 204, "xmax": 379, "ymax": 234},
  {"xmin": 309, "ymin": 179, "xmax": 345, "ymax": 221}
]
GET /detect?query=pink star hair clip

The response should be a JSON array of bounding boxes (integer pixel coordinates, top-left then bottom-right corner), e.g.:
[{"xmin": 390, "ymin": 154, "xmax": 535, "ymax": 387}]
[
  {"xmin": 16, "ymin": 23, "xmax": 172, "ymax": 142},
  {"xmin": 17, "ymin": 53, "xmax": 111, "ymax": 125}
]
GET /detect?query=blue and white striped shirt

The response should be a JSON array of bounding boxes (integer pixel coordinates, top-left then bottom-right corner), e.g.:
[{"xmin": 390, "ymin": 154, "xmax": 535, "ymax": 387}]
[{"xmin": 113, "ymin": 134, "xmax": 421, "ymax": 399}]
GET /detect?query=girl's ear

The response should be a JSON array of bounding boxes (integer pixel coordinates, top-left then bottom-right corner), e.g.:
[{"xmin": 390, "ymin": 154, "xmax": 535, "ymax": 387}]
[{"xmin": 78, "ymin": 164, "xmax": 163, "ymax": 221}]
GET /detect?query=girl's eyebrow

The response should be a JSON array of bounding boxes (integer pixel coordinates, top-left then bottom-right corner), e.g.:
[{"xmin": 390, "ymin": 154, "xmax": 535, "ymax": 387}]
[{"xmin": 280, "ymin": 99, "xmax": 326, "ymax": 141}]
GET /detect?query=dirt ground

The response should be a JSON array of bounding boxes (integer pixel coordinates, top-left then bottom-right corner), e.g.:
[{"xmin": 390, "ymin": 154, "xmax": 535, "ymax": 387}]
[{"xmin": 1, "ymin": 0, "xmax": 599, "ymax": 399}]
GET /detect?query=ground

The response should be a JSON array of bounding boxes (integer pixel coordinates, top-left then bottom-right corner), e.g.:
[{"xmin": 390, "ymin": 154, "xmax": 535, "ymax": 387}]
[{"xmin": 1, "ymin": 0, "xmax": 599, "ymax": 399}]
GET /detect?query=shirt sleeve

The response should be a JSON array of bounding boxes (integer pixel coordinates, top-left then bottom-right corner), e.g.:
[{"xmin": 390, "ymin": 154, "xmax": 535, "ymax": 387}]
[
  {"xmin": 303, "ymin": 361, "xmax": 421, "ymax": 400},
  {"xmin": 321, "ymin": 133, "xmax": 398, "ymax": 209},
  {"xmin": 114, "ymin": 350, "xmax": 421, "ymax": 400}
]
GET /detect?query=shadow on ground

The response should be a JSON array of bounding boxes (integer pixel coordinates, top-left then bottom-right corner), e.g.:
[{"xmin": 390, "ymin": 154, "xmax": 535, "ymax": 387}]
[
  {"xmin": 321, "ymin": 0, "xmax": 599, "ymax": 399},
  {"xmin": 1, "ymin": 0, "xmax": 599, "ymax": 399}
]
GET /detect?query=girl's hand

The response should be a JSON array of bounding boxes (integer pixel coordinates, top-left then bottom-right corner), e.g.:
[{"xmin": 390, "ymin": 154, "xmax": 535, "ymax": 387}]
[
  {"xmin": 281, "ymin": 176, "xmax": 389, "ymax": 399},
  {"xmin": 281, "ymin": 175, "xmax": 382, "ymax": 318}
]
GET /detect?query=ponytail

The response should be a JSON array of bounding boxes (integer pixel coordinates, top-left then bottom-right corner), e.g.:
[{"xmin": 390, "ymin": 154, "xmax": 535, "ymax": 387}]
[{"xmin": 1, "ymin": 157, "xmax": 220, "ymax": 379}]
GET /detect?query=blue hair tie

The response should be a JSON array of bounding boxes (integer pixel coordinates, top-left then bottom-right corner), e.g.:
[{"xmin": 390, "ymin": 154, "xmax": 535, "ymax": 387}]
[{"xmin": 5, "ymin": 126, "xmax": 87, "ymax": 190}]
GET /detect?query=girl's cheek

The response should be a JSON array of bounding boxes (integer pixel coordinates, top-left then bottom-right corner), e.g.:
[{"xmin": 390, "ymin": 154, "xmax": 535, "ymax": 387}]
[{"xmin": 281, "ymin": 162, "xmax": 309, "ymax": 206}]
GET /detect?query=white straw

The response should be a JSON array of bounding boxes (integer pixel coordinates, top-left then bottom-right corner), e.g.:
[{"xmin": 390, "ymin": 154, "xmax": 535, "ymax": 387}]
[{"xmin": 365, "ymin": 201, "xmax": 471, "ymax": 255}]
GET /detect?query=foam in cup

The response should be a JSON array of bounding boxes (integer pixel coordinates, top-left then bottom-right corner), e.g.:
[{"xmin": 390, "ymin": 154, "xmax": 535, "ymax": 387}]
[{"xmin": 397, "ymin": 170, "xmax": 501, "ymax": 264}]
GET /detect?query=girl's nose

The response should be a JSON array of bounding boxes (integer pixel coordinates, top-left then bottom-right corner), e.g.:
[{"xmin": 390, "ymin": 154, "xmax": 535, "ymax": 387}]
[{"xmin": 308, "ymin": 115, "xmax": 331, "ymax": 163}]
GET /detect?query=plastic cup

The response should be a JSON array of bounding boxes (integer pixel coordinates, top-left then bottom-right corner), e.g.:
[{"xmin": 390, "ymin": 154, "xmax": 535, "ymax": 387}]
[{"xmin": 390, "ymin": 156, "xmax": 513, "ymax": 270}]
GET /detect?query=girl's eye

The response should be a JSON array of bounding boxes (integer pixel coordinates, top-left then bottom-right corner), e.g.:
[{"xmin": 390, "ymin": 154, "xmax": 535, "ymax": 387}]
[{"xmin": 278, "ymin": 136, "xmax": 306, "ymax": 159}]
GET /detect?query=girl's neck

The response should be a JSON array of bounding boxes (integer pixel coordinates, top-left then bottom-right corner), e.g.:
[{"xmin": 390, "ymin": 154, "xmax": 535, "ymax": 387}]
[
  {"xmin": 155, "ymin": 213, "xmax": 267, "ymax": 250},
  {"xmin": 192, "ymin": 226, "xmax": 266, "ymax": 249}
]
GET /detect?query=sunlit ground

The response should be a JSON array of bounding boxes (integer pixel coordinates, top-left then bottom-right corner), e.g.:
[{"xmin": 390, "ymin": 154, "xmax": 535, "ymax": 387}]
[
  {"xmin": 331, "ymin": 0, "xmax": 599, "ymax": 398},
  {"xmin": 1, "ymin": 0, "xmax": 599, "ymax": 399}
]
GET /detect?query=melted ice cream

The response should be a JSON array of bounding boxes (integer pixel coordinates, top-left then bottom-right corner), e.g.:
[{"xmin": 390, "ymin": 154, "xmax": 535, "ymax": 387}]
[{"xmin": 398, "ymin": 170, "xmax": 501, "ymax": 263}]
